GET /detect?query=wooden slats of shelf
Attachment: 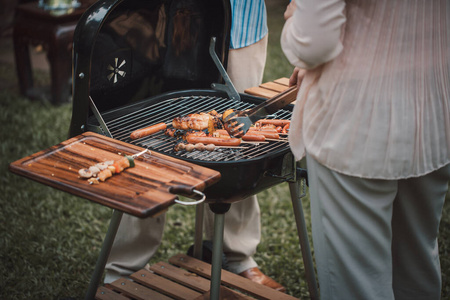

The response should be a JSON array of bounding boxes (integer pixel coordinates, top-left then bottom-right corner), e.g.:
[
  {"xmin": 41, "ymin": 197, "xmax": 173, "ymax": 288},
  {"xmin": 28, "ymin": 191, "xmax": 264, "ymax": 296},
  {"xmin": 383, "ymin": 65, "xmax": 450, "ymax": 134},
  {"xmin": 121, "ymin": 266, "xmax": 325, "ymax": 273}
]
[
  {"xmin": 96, "ymin": 253, "xmax": 299, "ymax": 300},
  {"xmin": 244, "ymin": 77, "xmax": 291, "ymax": 99}
]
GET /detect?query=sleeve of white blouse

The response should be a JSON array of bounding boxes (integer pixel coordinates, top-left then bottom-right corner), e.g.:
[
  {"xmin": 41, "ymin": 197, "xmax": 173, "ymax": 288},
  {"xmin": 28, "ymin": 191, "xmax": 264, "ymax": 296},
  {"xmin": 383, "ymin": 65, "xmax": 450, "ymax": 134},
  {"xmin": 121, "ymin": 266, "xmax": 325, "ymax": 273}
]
[{"xmin": 281, "ymin": 0, "xmax": 346, "ymax": 69}]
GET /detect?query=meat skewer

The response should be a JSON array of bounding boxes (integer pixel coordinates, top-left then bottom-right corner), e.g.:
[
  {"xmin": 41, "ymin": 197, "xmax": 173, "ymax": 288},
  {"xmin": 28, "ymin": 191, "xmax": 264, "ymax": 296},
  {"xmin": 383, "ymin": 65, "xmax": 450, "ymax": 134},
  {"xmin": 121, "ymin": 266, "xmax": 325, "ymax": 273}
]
[
  {"xmin": 186, "ymin": 135, "xmax": 242, "ymax": 147},
  {"xmin": 79, "ymin": 149, "xmax": 149, "ymax": 184},
  {"xmin": 174, "ymin": 143, "xmax": 248, "ymax": 152}
]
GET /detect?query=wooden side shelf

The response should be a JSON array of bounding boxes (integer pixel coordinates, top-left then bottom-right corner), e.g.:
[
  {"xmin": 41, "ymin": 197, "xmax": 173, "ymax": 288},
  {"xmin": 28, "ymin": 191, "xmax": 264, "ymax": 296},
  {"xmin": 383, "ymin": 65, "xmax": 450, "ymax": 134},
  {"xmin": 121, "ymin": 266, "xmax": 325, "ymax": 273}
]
[
  {"xmin": 244, "ymin": 77, "xmax": 291, "ymax": 99},
  {"xmin": 96, "ymin": 254, "xmax": 299, "ymax": 300}
]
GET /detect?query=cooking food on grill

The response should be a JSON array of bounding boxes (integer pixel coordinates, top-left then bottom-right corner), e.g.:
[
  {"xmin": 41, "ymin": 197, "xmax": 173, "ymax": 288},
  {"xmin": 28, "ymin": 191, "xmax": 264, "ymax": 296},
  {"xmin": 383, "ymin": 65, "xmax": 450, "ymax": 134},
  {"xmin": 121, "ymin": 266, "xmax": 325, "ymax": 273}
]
[
  {"xmin": 164, "ymin": 128, "xmax": 187, "ymax": 138},
  {"xmin": 248, "ymin": 126, "xmax": 279, "ymax": 133},
  {"xmin": 222, "ymin": 108, "xmax": 235, "ymax": 121},
  {"xmin": 241, "ymin": 133, "xmax": 266, "ymax": 142},
  {"xmin": 174, "ymin": 142, "xmax": 216, "ymax": 152},
  {"xmin": 130, "ymin": 122, "xmax": 167, "ymax": 140},
  {"xmin": 246, "ymin": 128, "xmax": 280, "ymax": 140},
  {"xmin": 210, "ymin": 129, "xmax": 231, "ymax": 139},
  {"xmin": 79, "ymin": 156, "xmax": 135, "ymax": 184},
  {"xmin": 172, "ymin": 113, "xmax": 217, "ymax": 131},
  {"xmin": 186, "ymin": 135, "xmax": 241, "ymax": 147},
  {"xmin": 255, "ymin": 119, "xmax": 291, "ymax": 127},
  {"xmin": 185, "ymin": 130, "xmax": 207, "ymax": 137},
  {"xmin": 282, "ymin": 123, "xmax": 290, "ymax": 134}
]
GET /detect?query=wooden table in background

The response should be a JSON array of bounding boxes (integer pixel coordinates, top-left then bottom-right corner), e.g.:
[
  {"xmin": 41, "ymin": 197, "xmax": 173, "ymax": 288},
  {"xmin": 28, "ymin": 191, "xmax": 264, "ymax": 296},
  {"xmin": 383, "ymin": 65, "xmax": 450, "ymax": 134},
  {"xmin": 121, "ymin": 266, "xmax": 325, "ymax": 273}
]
[{"xmin": 13, "ymin": 1, "xmax": 93, "ymax": 104}]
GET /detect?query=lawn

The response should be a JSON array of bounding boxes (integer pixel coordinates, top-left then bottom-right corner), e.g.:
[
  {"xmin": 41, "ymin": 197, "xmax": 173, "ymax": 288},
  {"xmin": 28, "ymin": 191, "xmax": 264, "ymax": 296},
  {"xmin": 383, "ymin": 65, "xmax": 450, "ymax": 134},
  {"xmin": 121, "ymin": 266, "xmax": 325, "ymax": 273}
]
[{"xmin": 1, "ymin": 1, "xmax": 449, "ymax": 299}]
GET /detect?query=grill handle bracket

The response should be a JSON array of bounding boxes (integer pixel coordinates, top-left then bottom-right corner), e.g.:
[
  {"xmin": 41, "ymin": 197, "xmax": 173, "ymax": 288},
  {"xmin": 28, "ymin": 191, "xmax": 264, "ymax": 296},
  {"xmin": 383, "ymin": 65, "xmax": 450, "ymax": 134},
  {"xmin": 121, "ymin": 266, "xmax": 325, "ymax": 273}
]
[
  {"xmin": 263, "ymin": 170, "xmax": 295, "ymax": 182},
  {"xmin": 209, "ymin": 37, "xmax": 241, "ymax": 101},
  {"xmin": 169, "ymin": 185, "xmax": 206, "ymax": 206}
]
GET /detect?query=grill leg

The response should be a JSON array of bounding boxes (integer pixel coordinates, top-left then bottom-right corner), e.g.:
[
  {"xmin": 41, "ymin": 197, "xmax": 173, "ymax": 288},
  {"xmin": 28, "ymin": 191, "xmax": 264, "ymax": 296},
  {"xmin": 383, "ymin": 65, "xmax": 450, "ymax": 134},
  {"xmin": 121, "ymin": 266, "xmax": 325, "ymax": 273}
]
[
  {"xmin": 208, "ymin": 203, "xmax": 231, "ymax": 300},
  {"xmin": 288, "ymin": 180, "xmax": 319, "ymax": 300},
  {"xmin": 193, "ymin": 203, "xmax": 204, "ymax": 259},
  {"xmin": 85, "ymin": 210, "xmax": 123, "ymax": 300},
  {"xmin": 210, "ymin": 212, "xmax": 225, "ymax": 300}
]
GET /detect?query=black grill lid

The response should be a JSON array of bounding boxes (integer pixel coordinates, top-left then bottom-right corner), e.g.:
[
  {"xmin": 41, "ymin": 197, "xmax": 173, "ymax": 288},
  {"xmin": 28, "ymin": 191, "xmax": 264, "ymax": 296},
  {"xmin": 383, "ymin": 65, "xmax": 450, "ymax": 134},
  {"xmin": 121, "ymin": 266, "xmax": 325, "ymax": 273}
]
[{"xmin": 70, "ymin": 0, "xmax": 231, "ymax": 137}]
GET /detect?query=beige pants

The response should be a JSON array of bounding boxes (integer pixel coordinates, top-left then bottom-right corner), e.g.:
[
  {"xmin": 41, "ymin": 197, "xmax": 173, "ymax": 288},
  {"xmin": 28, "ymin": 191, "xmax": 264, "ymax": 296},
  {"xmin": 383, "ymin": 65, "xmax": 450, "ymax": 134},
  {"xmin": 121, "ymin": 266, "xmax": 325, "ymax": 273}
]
[
  {"xmin": 306, "ymin": 153, "xmax": 450, "ymax": 300},
  {"xmin": 105, "ymin": 35, "xmax": 268, "ymax": 283}
]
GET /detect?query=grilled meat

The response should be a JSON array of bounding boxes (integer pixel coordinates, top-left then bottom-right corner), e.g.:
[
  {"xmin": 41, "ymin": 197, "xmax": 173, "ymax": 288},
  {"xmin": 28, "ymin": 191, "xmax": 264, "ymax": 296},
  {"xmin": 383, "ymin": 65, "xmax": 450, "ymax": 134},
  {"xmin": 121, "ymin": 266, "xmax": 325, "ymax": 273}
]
[{"xmin": 172, "ymin": 113, "xmax": 212, "ymax": 131}]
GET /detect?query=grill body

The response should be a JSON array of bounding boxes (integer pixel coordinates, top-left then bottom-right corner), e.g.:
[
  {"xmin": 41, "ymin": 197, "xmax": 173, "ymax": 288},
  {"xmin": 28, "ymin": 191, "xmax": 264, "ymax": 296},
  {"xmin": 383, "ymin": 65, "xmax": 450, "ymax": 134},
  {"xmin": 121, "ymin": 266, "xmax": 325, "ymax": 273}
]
[
  {"xmin": 70, "ymin": 0, "xmax": 296, "ymax": 202},
  {"xmin": 70, "ymin": 0, "xmax": 231, "ymax": 136}
]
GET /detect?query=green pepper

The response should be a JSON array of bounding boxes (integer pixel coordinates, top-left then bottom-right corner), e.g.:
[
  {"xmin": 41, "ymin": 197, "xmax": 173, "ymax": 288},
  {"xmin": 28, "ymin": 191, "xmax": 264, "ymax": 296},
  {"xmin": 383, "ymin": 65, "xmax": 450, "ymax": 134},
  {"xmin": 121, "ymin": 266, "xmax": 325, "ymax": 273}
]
[{"xmin": 125, "ymin": 155, "xmax": 135, "ymax": 168}]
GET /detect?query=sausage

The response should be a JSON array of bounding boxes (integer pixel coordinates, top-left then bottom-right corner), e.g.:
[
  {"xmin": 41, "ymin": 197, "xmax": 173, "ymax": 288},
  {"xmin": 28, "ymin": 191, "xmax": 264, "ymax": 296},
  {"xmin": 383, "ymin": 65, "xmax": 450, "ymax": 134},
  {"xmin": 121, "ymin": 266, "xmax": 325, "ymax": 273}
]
[
  {"xmin": 282, "ymin": 123, "xmax": 290, "ymax": 134},
  {"xmin": 247, "ymin": 130, "xmax": 279, "ymax": 139},
  {"xmin": 210, "ymin": 129, "xmax": 231, "ymax": 138},
  {"xmin": 130, "ymin": 123, "xmax": 167, "ymax": 140},
  {"xmin": 241, "ymin": 133, "xmax": 266, "ymax": 142},
  {"xmin": 186, "ymin": 135, "xmax": 241, "ymax": 146},
  {"xmin": 255, "ymin": 119, "xmax": 290, "ymax": 127},
  {"xmin": 258, "ymin": 131, "xmax": 279, "ymax": 139},
  {"xmin": 248, "ymin": 127, "xmax": 279, "ymax": 133}
]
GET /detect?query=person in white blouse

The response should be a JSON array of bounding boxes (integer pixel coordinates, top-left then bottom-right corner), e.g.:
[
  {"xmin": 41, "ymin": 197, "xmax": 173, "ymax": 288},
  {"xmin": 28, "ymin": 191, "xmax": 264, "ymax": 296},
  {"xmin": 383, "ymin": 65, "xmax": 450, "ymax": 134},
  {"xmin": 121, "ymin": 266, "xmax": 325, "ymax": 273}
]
[{"xmin": 281, "ymin": 0, "xmax": 450, "ymax": 299}]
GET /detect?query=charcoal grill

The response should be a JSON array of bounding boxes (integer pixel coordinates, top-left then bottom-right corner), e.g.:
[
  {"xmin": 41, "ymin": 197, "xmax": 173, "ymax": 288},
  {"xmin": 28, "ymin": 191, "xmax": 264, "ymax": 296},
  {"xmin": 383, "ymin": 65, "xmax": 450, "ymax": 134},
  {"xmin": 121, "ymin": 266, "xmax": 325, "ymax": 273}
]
[
  {"xmin": 69, "ymin": 0, "xmax": 318, "ymax": 299},
  {"xmin": 69, "ymin": 0, "xmax": 295, "ymax": 203}
]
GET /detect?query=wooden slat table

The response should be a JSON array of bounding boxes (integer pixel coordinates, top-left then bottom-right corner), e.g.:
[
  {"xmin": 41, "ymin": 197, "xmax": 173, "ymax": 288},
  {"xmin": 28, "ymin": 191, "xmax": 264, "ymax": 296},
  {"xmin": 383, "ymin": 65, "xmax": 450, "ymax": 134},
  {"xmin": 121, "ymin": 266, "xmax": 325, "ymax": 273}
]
[
  {"xmin": 96, "ymin": 254, "xmax": 298, "ymax": 300},
  {"xmin": 13, "ymin": 1, "xmax": 96, "ymax": 104}
]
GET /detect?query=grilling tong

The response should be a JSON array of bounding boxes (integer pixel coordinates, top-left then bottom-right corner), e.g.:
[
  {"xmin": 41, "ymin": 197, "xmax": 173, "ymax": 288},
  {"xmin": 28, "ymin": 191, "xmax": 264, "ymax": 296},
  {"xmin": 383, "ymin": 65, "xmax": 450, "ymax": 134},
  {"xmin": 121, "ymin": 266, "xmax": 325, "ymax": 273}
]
[
  {"xmin": 223, "ymin": 85, "xmax": 298, "ymax": 137},
  {"xmin": 208, "ymin": 37, "xmax": 298, "ymax": 137}
]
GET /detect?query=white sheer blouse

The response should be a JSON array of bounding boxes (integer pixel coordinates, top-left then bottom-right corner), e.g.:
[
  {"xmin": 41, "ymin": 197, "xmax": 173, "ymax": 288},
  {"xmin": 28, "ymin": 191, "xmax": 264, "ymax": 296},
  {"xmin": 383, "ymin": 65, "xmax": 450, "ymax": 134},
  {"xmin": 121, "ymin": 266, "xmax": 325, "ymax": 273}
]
[{"xmin": 281, "ymin": 0, "xmax": 450, "ymax": 179}]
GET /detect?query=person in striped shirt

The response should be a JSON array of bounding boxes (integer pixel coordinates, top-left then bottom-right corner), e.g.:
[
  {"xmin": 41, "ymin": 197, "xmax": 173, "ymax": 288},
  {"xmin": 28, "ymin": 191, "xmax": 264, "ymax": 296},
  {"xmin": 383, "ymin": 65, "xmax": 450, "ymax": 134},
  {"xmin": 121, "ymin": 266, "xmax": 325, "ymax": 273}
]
[
  {"xmin": 105, "ymin": 0, "xmax": 286, "ymax": 293},
  {"xmin": 202, "ymin": 0, "xmax": 286, "ymax": 292}
]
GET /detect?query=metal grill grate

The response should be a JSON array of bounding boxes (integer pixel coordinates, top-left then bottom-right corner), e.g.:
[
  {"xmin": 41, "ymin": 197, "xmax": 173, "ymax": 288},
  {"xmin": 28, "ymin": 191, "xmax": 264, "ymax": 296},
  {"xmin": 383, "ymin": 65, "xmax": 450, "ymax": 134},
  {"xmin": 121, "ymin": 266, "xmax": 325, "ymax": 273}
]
[{"xmin": 104, "ymin": 95, "xmax": 292, "ymax": 162}]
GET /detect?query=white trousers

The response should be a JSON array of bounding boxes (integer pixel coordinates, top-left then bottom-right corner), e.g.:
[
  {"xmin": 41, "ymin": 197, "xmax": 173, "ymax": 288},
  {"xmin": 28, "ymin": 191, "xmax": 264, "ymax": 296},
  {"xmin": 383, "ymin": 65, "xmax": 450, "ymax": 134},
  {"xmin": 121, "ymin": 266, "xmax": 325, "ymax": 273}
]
[
  {"xmin": 306, "ymin": 153, "xmax": 450, "ymax": 300},
  {"xmin": 104, "ymin": 35, "xmax": 268, "ymax": 283}
]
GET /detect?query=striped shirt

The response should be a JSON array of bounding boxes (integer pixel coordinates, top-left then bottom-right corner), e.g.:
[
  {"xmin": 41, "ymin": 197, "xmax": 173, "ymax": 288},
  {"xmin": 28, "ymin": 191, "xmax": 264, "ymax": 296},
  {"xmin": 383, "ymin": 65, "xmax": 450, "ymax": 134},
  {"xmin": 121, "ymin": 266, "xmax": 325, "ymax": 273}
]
[{"xmin": 230, "ymin": 0, "xmax": 268, "ymax": 49}]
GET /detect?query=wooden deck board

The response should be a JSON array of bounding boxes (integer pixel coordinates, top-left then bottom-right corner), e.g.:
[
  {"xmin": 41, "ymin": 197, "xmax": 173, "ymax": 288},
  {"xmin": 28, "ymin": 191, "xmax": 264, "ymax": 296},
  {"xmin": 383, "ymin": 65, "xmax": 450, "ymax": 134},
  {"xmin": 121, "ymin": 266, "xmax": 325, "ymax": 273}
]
[
  {"xmin": 169, "ymin": 254, "xmax": 298, "ymax": 300},
  {"xmin": 97, "ymin": 253, "xmax": 299, "ymax": 299}
]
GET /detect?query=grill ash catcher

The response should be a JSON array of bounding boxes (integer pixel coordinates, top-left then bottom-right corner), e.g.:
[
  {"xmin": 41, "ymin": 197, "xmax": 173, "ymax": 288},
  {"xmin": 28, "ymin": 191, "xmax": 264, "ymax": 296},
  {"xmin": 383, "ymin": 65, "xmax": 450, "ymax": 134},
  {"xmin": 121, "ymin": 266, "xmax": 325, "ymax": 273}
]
[{"xmin": 69, "ymin": 0, "xmax": 318, "ymax": 299}]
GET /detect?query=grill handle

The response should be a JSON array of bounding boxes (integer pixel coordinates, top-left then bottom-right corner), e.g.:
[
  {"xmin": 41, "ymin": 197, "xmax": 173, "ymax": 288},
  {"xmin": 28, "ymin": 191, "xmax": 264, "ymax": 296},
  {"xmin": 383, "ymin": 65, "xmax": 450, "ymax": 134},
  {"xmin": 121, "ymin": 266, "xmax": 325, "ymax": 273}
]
[
  {"xmin": 89, "ymin": 96, "xmax": 113, "ymax": 138},
  {"xmin": 169, "ymin": 185, "xmax": 206, "ymax": 206},
  {"xmin": 209, "ymin": 37, "xmax": 241, "ymax": 101}
]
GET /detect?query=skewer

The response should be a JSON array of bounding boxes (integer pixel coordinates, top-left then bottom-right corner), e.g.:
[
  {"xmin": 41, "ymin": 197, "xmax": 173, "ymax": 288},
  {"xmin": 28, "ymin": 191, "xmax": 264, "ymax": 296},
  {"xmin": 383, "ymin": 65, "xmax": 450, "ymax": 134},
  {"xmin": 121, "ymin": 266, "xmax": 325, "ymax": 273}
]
[
  {"xmin": 240, "ymin": 141, "xmax": 269, "ymax": 144},
  {"xmin": 215, "ymin": 146, "xmax": 249, "ymax": 149},
  {"xmin": 266, "ymin": 138, "xmax": 288, "ymax": 142},
  {"xmin": 131, "ymin": 148, "xmax": 150, "ymax": 158}
]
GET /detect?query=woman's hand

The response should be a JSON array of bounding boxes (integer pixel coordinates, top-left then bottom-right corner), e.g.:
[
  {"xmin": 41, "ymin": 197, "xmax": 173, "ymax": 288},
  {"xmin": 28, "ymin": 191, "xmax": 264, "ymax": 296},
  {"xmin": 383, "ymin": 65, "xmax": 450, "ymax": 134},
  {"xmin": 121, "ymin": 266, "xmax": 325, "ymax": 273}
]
[
  {"xmin": 284, "ymin": 1, "xmax": 296, "ymax": 20},
  {"xmin": 289, "ymin": 67, "xmax": 306, "ymax": 88}
]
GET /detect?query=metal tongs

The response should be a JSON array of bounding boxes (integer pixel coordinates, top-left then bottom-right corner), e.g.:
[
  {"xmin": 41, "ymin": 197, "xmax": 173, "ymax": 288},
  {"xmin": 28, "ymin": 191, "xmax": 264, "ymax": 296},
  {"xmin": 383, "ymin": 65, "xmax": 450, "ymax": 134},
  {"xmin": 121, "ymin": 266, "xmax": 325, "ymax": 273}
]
[{"xmin": 224, "ymin": 85, "xmax": 298, "ymax": 137}]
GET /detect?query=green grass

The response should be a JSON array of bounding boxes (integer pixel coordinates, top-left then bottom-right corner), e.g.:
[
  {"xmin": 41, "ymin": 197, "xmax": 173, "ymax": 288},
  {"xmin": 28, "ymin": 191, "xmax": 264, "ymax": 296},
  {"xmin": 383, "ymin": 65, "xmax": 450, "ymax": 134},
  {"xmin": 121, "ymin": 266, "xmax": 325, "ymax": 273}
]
[{"xmin": 1, "ymin": 1, "xmax": 449, "ymax": 299}]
